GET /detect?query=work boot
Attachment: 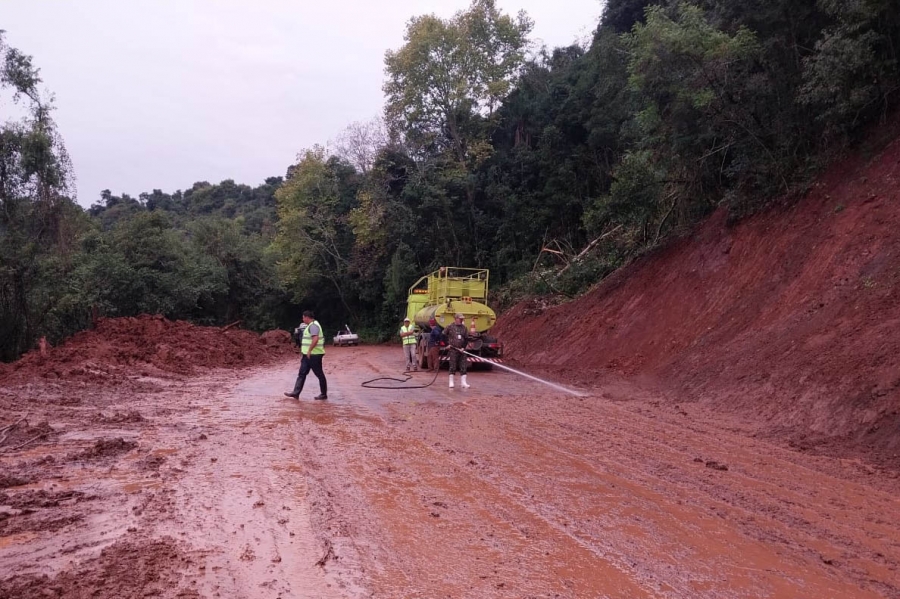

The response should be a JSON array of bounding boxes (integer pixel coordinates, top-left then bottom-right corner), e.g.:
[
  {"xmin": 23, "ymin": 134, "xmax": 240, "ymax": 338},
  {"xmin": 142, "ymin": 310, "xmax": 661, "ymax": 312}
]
[
  {"xmin": 313, "ymin": 394, "xmax": 327, "ymax": 401},
  {"xmin": 449, "ymin": 374, "xmax": 454, "ymax": 389},
  {"xmin": 461, "ymin": 375, "xmax": 470, "ymax": 389},
  {"xmin": 283, "ymin": 392, "xmax": 299, "ymax": 399}
]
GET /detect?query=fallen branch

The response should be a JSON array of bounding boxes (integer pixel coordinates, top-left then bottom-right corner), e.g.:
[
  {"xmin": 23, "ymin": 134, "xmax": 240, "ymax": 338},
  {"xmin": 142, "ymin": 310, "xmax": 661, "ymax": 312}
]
[
  {"xmin": 223, "ymin": 320, "xmax": 243, "ymax": 331},
  {"xmin": 532, "ymin": 229, "xmax": 550, "ymax": 273},
  {"xmin": 0, "ymin": 417, "xmax": 27, "ymax": 446},
  {"xmin": 653, "ymin": 190, "xmax": 680, "ymax": 247},
  {"xmin": 4, "ymin": 433, "xmax": 47, "ymax": 453},
  {"xmin": 557, "ymin": 225, "xmax": 624, "ymax": 277},
  {"xmin": 536, "ymin": 270, "xmax": 574, "ymax": 300},
  {"xmin": 0, "ymin": 417, "xmax": 27, "ymax": 436},
  {"xmin": 315, "ymin": 540, "xmax": 335, "ymax": 567},
  {"xmin": 533, "ymin": 238, "xmax": 575, "ymax": 275}
]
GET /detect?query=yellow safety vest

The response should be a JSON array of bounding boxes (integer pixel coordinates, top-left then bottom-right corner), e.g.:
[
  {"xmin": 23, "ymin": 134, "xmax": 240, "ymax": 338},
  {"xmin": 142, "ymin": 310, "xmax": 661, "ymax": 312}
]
[
  {"xmin": 400, "ymin": 324, "xmax": 417, "ymax": 346},
  {"xmin": 302, "ymin": 320, "xmax": 325, "ymax": 355}
]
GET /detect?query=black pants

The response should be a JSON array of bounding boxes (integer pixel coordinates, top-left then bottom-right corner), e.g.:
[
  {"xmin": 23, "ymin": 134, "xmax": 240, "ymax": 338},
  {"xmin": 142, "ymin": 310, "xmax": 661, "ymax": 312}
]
[{"xmin": 292, "ymin": 354, "xmax": 327, "ymax": 396}]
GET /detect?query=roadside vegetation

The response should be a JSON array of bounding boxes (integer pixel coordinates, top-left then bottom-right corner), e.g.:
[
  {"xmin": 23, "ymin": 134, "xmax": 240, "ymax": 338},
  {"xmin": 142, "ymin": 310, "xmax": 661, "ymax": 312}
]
[{"xmin": 2, "ymin": 0, "xmax": 899, "ymax": 359}]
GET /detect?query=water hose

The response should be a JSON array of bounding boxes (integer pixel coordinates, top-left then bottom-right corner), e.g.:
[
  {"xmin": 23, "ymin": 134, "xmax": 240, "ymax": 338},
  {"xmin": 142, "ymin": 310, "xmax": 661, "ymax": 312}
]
[
  {"xmin": 360, "ymin": 348, "xmax": 584, "ymax": 396},
  {"xmin": 360, "ymin": 365, "xmax": 442, "ymax": 389}
]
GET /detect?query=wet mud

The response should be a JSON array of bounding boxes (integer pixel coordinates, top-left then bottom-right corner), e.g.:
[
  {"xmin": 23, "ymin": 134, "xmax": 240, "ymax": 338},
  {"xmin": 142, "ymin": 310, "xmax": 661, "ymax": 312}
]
[{"xmin": 2, "ymin": 345, "xmax": 898, "ymax": 597}]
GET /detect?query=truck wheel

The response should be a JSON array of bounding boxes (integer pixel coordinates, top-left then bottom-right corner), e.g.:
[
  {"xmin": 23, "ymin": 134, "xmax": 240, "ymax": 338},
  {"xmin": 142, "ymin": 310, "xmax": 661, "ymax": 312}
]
[{"xmin": 417, "ymin": 341, "xmax": 427, "ymax": 369}]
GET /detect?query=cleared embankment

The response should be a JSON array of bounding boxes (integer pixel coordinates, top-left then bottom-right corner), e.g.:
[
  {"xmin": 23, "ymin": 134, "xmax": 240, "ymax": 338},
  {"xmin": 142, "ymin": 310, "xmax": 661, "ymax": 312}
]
[{"xmin": 495, "ymin": 132, "xmax": 900, "ymax": 464}]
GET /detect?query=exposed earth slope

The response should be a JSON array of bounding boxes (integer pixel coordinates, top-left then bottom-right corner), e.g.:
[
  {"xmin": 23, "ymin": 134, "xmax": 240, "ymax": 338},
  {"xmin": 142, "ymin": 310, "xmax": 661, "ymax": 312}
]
[{"xmin": 494, "ymin": 132, "xmax": 900, "ymax": 462}]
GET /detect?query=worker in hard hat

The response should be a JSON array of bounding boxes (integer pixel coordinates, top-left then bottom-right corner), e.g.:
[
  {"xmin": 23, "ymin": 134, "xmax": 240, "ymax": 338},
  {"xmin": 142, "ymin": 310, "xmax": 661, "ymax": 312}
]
[
  {"xmin": 444, "ymin": 312, "xmax": 471, "ymax": 389},
  {"xmin": 400, "ymin": 317, "xmax": 418, "ymax": 371}
]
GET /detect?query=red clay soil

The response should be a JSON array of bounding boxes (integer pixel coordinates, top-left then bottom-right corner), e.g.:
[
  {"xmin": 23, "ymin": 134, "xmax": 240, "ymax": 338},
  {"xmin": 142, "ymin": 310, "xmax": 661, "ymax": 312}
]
[
  {"xmin": 0, "ymin": 315, "xmax": 292, "ymax": 391},
  {"xmin": 494, "ymin": 131, "xmax": 900, "ymax": 464}
]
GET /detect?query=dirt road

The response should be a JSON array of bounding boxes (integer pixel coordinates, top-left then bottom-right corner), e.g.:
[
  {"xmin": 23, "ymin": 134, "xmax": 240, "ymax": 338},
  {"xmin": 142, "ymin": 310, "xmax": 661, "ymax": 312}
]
[{"xmin": 2, "ymin": 345, "xmax": 899, "ymax": 598}]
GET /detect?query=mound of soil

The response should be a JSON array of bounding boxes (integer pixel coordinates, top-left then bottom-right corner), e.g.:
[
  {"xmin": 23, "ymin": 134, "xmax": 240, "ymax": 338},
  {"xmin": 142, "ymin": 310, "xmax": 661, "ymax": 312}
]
[
  {"xmin": 261, "ymin": 329, "xmax": 292, "ymax": 346},
  {"xmin": 92, "ymin": 411, "xmax": 146, "ymax": 424},
  {"xmin": 0, "ymin": 474, "xmax": 30, "ymax": 489},
  {"xmin": 0, "ymin": 538, "xmax": 198, "ymax": 599},
  {"xmin": 68, "ymin": 438, "xmax": 137, "ymax": 462},
  {"xmin": 495, "ymin": 129, "xmax": 900, "ymax": 459},
  {"xmin": 0, "ymin": 315, "xmax": 293, "ymax": 386}
]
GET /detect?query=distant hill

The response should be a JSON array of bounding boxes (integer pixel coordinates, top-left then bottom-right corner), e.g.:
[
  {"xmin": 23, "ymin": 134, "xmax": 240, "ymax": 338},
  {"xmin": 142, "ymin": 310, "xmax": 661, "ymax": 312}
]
[{"xmin": 87, "ymin": 177, "xmax": 283, "ymax": 236}]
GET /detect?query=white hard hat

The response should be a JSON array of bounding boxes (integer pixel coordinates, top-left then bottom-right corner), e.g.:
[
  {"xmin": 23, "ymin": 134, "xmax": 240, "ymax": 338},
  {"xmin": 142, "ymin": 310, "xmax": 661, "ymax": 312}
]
[{"xmin": 403, "ymin": 317, "xmax": 410, "ymax": 321}]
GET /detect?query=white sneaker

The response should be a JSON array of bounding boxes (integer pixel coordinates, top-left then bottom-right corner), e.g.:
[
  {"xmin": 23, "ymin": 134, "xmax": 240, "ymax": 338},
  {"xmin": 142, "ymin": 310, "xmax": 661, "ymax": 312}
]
[
  {"xmin": 461, "ymin": 375, "xmax": 470, "ymax": 389},
  {"xmin": 449, "ymin": 374, "xmax": 454, "ymax": 389}
]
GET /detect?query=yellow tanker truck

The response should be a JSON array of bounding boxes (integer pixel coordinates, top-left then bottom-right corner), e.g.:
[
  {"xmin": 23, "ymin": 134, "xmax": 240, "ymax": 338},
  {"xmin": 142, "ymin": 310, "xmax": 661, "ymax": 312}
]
[{"xmin": 406, "ymin": 267, "xmax": 504, "ymax": 368}]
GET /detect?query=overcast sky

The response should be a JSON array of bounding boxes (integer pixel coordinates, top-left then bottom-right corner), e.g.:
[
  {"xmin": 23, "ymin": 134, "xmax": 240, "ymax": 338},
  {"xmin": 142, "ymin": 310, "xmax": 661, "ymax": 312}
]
[{"xmin": 3, "ymin": 1, "xmax": 603, "ymax": 207}]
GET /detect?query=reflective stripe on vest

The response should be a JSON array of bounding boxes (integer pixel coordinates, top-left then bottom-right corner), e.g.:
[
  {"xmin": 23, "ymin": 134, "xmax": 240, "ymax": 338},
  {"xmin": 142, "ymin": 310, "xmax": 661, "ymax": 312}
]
[
  {"xmin": 302, "ymin": 320, "xmax": 325, "ymax": 355},
  {"xmin": 400, "ymin": 325, "xmax": 417, "ymax": 345}
]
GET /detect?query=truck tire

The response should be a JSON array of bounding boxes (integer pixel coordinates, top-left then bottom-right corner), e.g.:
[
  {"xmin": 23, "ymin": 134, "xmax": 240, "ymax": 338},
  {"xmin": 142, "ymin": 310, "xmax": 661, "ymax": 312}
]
[{"xmin": 417, "ymin": 339, "xmax": 427, "ymax": 369}]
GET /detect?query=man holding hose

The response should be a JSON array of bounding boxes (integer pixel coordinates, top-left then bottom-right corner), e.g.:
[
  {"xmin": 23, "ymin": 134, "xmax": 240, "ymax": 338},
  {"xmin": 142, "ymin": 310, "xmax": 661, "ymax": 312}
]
[{"xmin": 443, "ymin": 312, "xmax": 471, "ymax": 389}]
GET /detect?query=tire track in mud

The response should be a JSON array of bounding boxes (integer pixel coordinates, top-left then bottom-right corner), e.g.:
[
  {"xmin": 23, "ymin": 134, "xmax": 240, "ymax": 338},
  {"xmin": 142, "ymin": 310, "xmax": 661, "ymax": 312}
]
[
  {"xmin": 0, "ymin": 361, "xmax": 349, "ymax": 599},
  {"xmin": 149, "ymin": 369, "xmax": 351, "ymax": 599},
  {"xmin": 489, "ymin": 410, "xmax": 898, "ymax": 597},
  {"xmin": 293, "ymin": 409, "xmax": 650, "ymax": 597},
  {"xmin": 505, "ymin": 400, "xmax": 897, "ymax": 597}
]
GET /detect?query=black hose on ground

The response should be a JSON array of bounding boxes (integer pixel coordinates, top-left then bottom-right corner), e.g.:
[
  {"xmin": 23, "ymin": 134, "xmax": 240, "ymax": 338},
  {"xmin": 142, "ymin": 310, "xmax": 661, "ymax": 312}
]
[{"xmin": 361, "ymin": 366, "xmax": 442, "ymax": 389}]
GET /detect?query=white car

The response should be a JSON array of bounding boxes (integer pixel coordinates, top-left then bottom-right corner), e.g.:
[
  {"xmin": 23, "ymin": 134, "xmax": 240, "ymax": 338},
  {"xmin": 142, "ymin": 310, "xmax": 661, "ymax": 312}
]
[{"xmin": 333, "ymin": 325, "xmax": 359, "ymax": 347}]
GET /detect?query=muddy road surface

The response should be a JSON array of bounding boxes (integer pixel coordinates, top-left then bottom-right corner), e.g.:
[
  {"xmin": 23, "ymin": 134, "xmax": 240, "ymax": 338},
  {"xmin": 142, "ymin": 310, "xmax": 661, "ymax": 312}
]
[{"xmin": 1, "ymin": 345, "xmax": 899, "ymax": 598}]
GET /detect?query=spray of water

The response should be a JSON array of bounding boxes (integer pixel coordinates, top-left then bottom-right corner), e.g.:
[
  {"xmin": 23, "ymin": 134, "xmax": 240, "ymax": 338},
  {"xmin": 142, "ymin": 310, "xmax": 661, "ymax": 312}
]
[{"xmin": 460, "ymin": 350, "xmax": 588, "ymax": 397}]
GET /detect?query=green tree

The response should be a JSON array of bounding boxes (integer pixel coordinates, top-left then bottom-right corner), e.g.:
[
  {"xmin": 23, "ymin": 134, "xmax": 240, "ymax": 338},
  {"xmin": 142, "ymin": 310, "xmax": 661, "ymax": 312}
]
[
  {"xmin": 0, "ymin": 32, "xmax": 83, "ymax": 360},
  {"xmin": 800, "ymin": 0, "xmax": 900, "ymax": 140},
  {"xmin": 77, "ymin": 212, "xmax": 227, "ymax": 319},
  {"xmin": 624, "ymin": 4, "xmax": 766, "ymax": 228},
  {"xmin": 383, "ymin": 0, "xmax": 533, "ymax": 263},
  {"xmin": 274, "ymin": 147, "xmax": 360, "ymax": 321},
  {"xmin": 384, "ymin": 0, "xmax": 533, "ymax": 157},
  {"xmin": 187, "ymin": 217, "xmax": 284, "ymax": 329}
]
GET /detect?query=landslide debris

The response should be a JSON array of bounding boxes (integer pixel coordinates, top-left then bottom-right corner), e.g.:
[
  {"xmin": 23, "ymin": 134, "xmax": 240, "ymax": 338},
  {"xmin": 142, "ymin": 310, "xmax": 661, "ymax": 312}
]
[{"xmin": 0, "ymin": 315, "xmax": 293, "ymax": 388}]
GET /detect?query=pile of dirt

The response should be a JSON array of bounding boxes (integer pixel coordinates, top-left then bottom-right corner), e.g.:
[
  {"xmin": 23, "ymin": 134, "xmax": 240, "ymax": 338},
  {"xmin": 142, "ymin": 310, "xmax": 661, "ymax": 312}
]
[
  {"xmin": 261, "ymin": 329, "xmax": 292, "ymax": 346},
  {"xmin": 0, "ymin": 538, "xmax": 199, "ymax": 599},
  {"xmin": 495, "ymin": 129, "xmax": 900, "ymax": 459},
  {"xmin": 68, "ymin": 438, "xmax": 137, "ymax": 462},
  {"xmin": 91, "ymin": 411, "xmax": 146, "ymax": 424},
  {"xmin": 0, "ymin": 315, "xmax": 293, "ymax": 385},
  {"xmin": 0, "ymin": 474, "xmax": 30, "ymax": 489}
]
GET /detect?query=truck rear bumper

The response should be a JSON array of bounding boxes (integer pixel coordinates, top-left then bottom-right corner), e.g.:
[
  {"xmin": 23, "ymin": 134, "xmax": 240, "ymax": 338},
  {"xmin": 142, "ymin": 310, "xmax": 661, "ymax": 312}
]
[{"xmin": 439, "ymin": 355, "xmax": 504, "ymax": 364}]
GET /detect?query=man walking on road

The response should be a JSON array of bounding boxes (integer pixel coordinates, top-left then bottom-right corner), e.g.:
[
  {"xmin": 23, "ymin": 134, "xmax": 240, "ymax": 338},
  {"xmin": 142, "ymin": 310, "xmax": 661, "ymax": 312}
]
[
  {"xmin": 427, "ymin": 318, "xmax": 443, "ymax": 372},
  {"xmin": 444, "ymin": 312, "xmax": 470, "ymax": 389},
  {"xmin": 284, "ymin": 310, "xmax": 328, "ymax": 400},
  {"xmin": 400, "ymin": 317, "xmax": 418, "ymax": 371}
]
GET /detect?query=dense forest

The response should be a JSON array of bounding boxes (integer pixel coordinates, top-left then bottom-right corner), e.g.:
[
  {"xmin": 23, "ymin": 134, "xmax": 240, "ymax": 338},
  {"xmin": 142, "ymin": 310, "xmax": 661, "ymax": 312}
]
[{"xmin": 2, "ymin": 0, "xmax": 899, "ymax": 361}]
